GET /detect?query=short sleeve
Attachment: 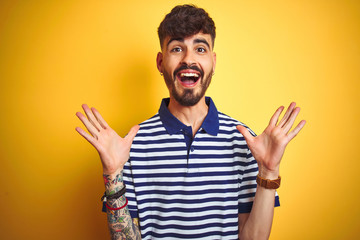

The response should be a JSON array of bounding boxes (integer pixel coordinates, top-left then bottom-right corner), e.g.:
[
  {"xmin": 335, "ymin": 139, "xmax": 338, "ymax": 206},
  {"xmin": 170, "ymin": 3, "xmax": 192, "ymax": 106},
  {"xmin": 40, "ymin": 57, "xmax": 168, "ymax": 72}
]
[
  {"xmin": 238, "ymin": 148, "xmax": 259, "ymax": 213},
  {"xmin": 123, "ymin": 158, "xmax": 139, "ymax": 219}
]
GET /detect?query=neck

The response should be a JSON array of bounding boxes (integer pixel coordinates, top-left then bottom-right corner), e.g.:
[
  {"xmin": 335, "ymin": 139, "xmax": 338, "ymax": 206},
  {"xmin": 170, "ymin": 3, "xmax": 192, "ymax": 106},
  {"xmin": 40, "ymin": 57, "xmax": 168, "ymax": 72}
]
[{"xmin": 168, "ymin": 96, "xmax": 208, "ymax": 136}]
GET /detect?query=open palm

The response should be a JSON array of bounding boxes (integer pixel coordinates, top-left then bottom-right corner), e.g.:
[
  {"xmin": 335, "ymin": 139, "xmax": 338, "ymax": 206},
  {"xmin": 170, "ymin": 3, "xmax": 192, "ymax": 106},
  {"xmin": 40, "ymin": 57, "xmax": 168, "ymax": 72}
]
[
  {"xmin": 75, "ymin": 104, "xmax": 139, "ymax": 174},
  {"xmin": 237, "ymin": 103, "xmax": 306, "ymax": 178}
]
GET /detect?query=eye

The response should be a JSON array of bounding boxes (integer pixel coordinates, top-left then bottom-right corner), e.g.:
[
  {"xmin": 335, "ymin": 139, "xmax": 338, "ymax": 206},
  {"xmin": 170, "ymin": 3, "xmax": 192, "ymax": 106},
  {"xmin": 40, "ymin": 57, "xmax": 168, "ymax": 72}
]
[
  {"xmin": 171, "ymin": 47, "xmax": 182, "ymax": 52},
  {"xmin": 197, "ymin": 47, "xmax": 206, "ymax": 53}
]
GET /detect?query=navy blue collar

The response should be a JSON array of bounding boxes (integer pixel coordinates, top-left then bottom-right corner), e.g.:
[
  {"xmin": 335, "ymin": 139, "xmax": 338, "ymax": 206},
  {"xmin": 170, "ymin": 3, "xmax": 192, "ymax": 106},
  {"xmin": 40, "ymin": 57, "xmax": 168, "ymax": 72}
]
[{"xmin": 158, "ymin": 97, "xmax": 219, "ymax": 136}]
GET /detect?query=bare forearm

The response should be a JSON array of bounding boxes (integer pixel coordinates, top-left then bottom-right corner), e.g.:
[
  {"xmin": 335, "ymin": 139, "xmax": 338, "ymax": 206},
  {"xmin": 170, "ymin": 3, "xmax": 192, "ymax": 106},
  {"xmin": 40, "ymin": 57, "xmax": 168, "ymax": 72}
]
[
  {"xmin": 104, "ymin": 170, "xmax": 141, "ymax": 240},
  {"xmin": 239, "ymin": 167, "xmax": 279, "ymax": 240},
  {"xmin": 239, "ymin": 186, "xmax": 275, "ymax": 240}
]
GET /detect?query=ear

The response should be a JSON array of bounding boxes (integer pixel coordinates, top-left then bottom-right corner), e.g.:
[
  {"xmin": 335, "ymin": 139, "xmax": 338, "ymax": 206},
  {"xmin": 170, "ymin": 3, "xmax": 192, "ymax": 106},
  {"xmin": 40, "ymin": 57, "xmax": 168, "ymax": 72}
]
[
  {"xmin": 212, "ymin": 52, "xmax": 216, "ymax": 73},
  {"xmin": 156, "ymin": 52, "xmax": 163, "ymax": 74}
]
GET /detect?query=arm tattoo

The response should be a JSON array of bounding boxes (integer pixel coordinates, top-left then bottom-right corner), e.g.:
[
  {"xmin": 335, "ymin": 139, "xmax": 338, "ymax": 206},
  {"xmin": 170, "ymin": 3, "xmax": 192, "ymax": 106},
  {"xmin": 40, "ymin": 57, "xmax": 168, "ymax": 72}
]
[
  {"xmin": 103, "ymin": 174, "xmax": 112, "ymax": 188},
  {"xmin": 111, "ymin": 173, "xmax": 123, "ymax": 185},
  {"xmin": 103, "ymin": 170, "xmax": 141, "ymax": 240}
]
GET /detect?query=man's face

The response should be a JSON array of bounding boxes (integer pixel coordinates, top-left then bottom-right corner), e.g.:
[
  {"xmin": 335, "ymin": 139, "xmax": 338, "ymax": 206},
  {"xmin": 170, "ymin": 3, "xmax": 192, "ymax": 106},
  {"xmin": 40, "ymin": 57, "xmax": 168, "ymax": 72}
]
[{"xmin": 157, "ymin": 32, "xmax": 216, "ymax": 106}]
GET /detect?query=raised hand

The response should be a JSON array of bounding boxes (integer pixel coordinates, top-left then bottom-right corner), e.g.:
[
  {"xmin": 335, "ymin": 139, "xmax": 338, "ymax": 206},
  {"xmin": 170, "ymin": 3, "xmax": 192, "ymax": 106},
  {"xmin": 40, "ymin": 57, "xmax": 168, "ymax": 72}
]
[
  {"xmin": 75, "ymin": 104, "xmax": 140, "ymax": 175},
  {"xmin": 237, "ymin": 102, "xmax": 306, "ymax": 179}
]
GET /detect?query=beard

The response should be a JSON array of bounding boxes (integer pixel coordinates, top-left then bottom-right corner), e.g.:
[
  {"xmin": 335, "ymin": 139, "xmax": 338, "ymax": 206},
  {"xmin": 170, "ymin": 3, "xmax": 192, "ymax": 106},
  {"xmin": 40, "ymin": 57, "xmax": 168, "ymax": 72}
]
[{"xmin": 163, "ymin": 66, "xmax": 213, "ymax": 107}]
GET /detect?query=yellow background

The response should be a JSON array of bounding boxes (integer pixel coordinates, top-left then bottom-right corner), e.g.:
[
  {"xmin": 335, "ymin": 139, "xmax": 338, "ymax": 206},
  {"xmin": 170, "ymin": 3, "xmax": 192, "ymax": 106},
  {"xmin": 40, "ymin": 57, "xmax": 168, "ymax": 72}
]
[{"xmin": 0, "ymin": 0, "xmax": 359, "ymax": 239}]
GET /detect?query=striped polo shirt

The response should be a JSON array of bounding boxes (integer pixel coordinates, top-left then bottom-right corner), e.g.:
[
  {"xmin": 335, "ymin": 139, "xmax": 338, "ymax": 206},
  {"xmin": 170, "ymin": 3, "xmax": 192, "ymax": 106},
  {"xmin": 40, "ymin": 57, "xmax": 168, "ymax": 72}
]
[{"xmin": 123, "ymin": 97, "xmax": 280, "ymax": 240}]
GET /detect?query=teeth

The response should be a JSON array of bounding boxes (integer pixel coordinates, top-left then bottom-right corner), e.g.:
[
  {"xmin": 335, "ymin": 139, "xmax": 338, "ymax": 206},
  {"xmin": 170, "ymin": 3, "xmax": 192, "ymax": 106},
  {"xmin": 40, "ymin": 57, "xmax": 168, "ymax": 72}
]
[{"xmin": 180, "ymin": 72, "xmax": 199, "ymax": 78}]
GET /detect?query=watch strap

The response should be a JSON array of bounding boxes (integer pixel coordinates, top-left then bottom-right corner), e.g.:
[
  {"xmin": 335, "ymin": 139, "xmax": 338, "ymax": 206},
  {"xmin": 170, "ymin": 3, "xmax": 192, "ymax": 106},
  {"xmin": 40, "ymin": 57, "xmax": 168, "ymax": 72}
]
[{"xmin": 256, "ymin": 175, "xmax": 281, "ymax": 189}]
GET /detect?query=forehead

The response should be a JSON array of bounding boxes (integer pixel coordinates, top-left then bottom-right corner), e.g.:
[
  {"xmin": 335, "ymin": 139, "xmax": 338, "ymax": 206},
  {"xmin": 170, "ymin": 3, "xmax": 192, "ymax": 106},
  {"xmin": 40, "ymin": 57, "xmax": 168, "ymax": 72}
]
[{"xmin": 163, "ymin": 33, "xmax": 213, "ymax": 49}]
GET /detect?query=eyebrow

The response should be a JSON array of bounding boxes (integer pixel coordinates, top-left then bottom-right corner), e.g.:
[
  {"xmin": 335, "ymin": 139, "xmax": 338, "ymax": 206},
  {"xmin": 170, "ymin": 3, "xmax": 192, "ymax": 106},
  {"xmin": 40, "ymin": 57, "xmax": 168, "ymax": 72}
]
[
  {"xmin": 167, "ymin": 37, "xmax": 211, "ymax": 49},
  {"xmin": 167, "ymin": 37, "xmax": 184, "ymax": 47},
  {"xmin": 194, "ymin": 38, "xmax": 210, "ymax": 49}
]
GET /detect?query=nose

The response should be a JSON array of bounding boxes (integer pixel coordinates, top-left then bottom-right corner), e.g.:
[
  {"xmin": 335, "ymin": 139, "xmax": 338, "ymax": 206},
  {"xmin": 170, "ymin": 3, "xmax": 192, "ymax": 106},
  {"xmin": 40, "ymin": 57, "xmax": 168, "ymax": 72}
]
[{"xmin": 181, "ymin": 49, "xmax": 196, "ymax": 66}]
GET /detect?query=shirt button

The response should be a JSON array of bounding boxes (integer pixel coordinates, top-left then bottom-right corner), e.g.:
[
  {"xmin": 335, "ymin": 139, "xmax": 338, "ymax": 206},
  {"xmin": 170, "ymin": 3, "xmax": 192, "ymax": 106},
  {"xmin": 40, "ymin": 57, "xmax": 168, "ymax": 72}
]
[{"xmin": 190, "ymin": 146, "xmax": 195, "ymax": 152}]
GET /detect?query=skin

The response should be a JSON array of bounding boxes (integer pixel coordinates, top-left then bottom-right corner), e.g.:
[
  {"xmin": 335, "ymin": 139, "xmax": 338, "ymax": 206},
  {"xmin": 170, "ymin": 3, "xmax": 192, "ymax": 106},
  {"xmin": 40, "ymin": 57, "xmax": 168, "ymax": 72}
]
[
  {"xmin": 75, "ymin": 32, "xmax": 306, "ymax": 240},
  {"xmin": 237, "ymin": 103, "xmax": 306, "ymax": 239},
  {"xmin": 75, "ymin": 105, "xmax": 141, "ymax": 239},
  {"xmin": 156, "ymin": 33, "xmax": 216, "ymax": 135}
]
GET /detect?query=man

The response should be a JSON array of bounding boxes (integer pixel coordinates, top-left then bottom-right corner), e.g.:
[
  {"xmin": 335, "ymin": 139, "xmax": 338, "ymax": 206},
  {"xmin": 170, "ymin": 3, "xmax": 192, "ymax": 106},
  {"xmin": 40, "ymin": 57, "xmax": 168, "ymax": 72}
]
[{"xmin": 76, "ymin": 4, "xmax": 305, "ymax": 240}]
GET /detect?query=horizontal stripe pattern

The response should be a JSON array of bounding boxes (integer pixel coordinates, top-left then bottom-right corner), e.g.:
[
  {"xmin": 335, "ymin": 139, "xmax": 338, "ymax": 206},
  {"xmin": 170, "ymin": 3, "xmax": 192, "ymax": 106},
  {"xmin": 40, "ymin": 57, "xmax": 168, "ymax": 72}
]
[{"xmin": 123, "ymin": 112, "xmax": 270, "ymax": 239}]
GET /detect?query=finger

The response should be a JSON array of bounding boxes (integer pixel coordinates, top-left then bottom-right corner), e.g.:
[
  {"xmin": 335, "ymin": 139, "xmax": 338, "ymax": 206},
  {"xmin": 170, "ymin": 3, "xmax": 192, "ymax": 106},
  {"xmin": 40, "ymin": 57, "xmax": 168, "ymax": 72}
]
[
  {"xmin": 287, "ymin": 120, "xmax": 306, "ymax": 140},
  {"xmin": 76, "ymin": 112, "xmax": 100, "ymax": 138},
  {"xmin": 91, "ymin": 107, "xmax": 110, "ymax": 129},
  {"xmin": 278, "ymin": 102, "xmax": 296, "ymax": 128},
  {"xmin": 283, "ymin": 107, "xmax": 301, "ymax": 133},
  {"xmin": 125, "ymin": 125, "xmax": 140, "ymax": 143},
  {"xmin": 82, "ymin": 104, "xmax": 102, "ymax": 131},
  {"xmin": 75, "ymin": 126, "xmax": 99, "ymax": 148},
  {"xmin": 236, "ymin": 125, "xmax": 254, "ymax": 144},
  {"xmin": 269, "ymin": 106, "xmax": 284, "ymax": 127}
]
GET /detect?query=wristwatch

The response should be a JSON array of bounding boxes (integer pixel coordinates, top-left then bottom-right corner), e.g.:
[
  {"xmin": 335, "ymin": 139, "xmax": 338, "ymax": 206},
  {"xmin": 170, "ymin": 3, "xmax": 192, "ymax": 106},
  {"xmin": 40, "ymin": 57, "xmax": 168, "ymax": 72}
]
[{"xmin": 256, "ymin": 175, "xmax": 281, "ymax": 189}]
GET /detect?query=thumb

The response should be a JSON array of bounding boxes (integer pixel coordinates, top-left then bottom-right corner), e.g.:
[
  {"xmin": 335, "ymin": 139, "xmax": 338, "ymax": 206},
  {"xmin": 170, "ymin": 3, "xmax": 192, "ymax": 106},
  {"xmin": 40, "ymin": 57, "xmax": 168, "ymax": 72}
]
[
  {"xmin": 125, "ymin": 125, "xmax": 140, "ymax": 143},
  {"xmin": 236, "ymin": 125, "xmax": 254, "ymax": 144}
]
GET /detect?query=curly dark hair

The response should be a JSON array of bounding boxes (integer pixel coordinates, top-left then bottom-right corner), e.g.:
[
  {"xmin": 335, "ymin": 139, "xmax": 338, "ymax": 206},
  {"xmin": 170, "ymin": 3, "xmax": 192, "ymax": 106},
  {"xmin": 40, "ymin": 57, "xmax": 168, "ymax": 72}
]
[{"xmin": 158, "ymin": 4, "xmax": 216, "ymax": 49}]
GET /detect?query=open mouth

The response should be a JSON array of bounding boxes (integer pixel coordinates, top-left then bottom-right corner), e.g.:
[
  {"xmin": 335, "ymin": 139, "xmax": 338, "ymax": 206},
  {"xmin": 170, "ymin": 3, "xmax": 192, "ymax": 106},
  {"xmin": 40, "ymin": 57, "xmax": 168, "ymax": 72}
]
[{"xmin": 176, "ymin": 72, "xmax": 201, "ymax": 87}]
